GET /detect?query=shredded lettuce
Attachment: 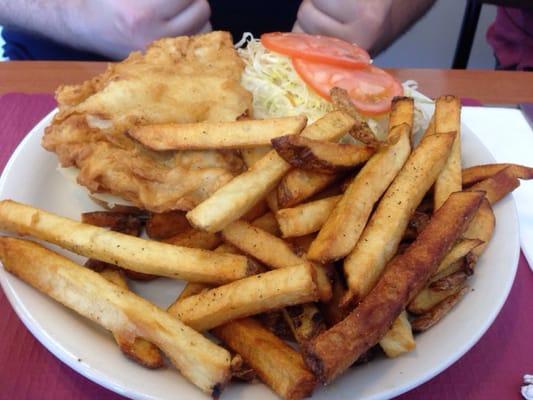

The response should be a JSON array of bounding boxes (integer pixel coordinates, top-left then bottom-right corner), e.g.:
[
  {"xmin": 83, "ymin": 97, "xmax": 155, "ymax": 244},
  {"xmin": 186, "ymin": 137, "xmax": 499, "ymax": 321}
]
[{"xmin": 236, "ymin": 33, "xmax": 432, "ymax": 136}]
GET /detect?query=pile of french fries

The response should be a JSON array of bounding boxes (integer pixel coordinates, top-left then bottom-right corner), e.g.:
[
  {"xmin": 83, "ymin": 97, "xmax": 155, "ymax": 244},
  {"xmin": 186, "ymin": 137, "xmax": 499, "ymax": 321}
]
[{"xmin": 1, "ymin": 90, "xmax": 532, "ymax": 399}]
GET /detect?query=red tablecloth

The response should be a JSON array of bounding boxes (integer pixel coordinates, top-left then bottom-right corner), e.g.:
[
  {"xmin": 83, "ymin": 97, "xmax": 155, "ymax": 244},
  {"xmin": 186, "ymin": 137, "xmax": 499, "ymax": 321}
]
[{"xmin": 0, "ymin": 93, "xmax": 531, "ymax": 400}]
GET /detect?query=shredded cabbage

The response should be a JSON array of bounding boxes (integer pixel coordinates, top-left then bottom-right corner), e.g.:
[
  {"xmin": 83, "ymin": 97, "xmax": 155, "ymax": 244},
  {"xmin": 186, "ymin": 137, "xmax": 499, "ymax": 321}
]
[{"xmin": 236, "ymin": 33, "xmax": 433, "ymax": 136}]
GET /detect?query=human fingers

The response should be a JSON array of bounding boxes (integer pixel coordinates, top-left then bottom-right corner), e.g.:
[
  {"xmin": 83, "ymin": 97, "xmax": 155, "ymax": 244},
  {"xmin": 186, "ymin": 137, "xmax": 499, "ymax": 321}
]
[
  {"xmin": 310, "ymin": 0, "xmax": 353, "ymax": 24},
  {"xmin": 151, "ymin": 0, "xmax": 195, "ymax": 20},
  {"xmin": 161, "ymin": 0, "xmax": 211, "ymax": 36},
  {"xmin": 296, "ymin": 0, "xmax": 347, "ymax": 38}
]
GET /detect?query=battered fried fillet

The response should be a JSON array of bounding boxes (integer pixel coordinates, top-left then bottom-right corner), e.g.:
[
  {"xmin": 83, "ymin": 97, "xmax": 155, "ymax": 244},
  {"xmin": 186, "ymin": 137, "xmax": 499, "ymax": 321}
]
[{"xmin": 43, "ymin": 31, "xmax": 252, "ymax": 212}]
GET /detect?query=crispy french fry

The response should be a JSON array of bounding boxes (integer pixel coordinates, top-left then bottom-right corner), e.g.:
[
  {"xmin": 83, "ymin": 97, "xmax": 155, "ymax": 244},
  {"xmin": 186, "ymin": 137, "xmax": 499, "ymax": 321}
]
[
  {"xmin": 0, "ymin": 200, "xmax": 253, "ymax": 284},
  {"xmin": 230, "ymin": 354, "xmax": 257, "ymax": 382},
  {"xmin": 0, "ymin": 237, "xmax": 231, "ymax": 395},
  {"xmin": 303, "ymin": 191, "xmax": 484, "ymax": 383},
  {"xmin": 213, "ymin": 318, "xmax": 316, "ymax": 400},
  {"xmin": 81, "ymin": 211, "xmax": 143, "ymax": 236},
  {"xmin": 221, "ymin": 220, "xmax": 332, "ymax": 302},
  {"xmin": 462, "ymin": 163, "xmax": 533, "ymax": 187},
  {"xmin": 99, "ymin": 269, "xmax": 164, "ymax": 369},
  {"xmin": 388, "ymin": 96, "xmax": 415, "ymax": 130},
  {"xmin": 379, "ymin": 311, "xmax": 416, "ymax": 358},
  {"xmin": 411, "ymin": 286, "xmax": 469, "ymax": 331},
  {"xmin": 277, "ymin": 170, "xmax": 338, "ymax": 208},
  {"xmin": 129, "ymin": 116, "xmax": 307, "ymax": 150},
  {"xmin": 164, "ymin": 229, "xmax": 221, "ymax": 250},
  {"xmin": 282, "ymin": 303, "xmax": 326, "ymax": 344},
  {"xmin": 402, "ymin": 211, "xmax": 431, "ymax": 241},
  {"xmin": 168, "ymin": 263, "xmax": 319, "ymax": 331},
  {"xmin": 145, "ymin": 211, "xmax": 191, "ymax": 240},
  {"xmin": 463, "ymin": 198, "xmax": 496, "ymax": 256},
  {"xmin": 241, "ymin": 147, "xmax": 279, "ymax": 213},
  {"xmin": 308, "ymin": 122, "xmax": 412, "ymax": 263},
  {"xmin": 429, "ymin": 270, "xmax": 470, "ymax": 291},
  {"xmin": 320, "ymin": 268, "xmax": 351, "ymax": 327},
  {"xmin": 467, "ymin": 166, "xmax": 520, "ymax": 204},
  {"xmin": 250, "ymin": 212, "xmax": 281, "ymax": 236},
  {"xmin": 433, "ymin": 95, "xmax": 462, "ymax": 210},
  {"xmin": 186, "ymin": 111, "xmax": 355, "ymax": 232},
  {"xmin": 258, "ymin": 311, "xmax": 294, "ymax": 341},
  {"xmin": 408, "ymin": 279, "xmax": 468, "ymax": 315},
  {"xmin": 276, "ymin": 196, "xmax": 341, "ymax": 238},
  {"xmin": 241, "ymin": 200, "xmax": 269, "ymax": 222},
  {"xmin": 342, "ymin": 131, "xmax": 456, "ymax": 304},
  {"xmin": 272, "ymin": 134, "xmax": 375, "ymax": 174},
  {"xmin": 431, "ymin": 238, "xmax": 483, "ymax": 280}
]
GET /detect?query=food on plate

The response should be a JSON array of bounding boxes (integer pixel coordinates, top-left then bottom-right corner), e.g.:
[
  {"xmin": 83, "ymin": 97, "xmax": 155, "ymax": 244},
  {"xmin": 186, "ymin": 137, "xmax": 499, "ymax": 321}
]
[
  {"xmin": 129, "ymin": 115, "xmax": 307, "ymax": 150},
  {"xmin": 164, "ymin": 228, "xmax": 222, "ymax": 250},
  {"xmin": 186, "ymin": 110, "xmax": 356, "ymax": 233},
  {"xmin": 379, "ymin": 311, "xmax": 416, "ymax": 358},
  {"xmin": 303, "ymin": 191, "xmax": 485, "ymax": 383},
  {"xmin": 462, "ymin": 162, "xmax": 533, "ymax": 186},
  {"xmin": 307, "ymin": 98, "xmax": 414, "ymax": 263},
  {"xmin": 430, "ymin": 238, "xmax": 483, "ymax": 281},
  {"xmin": 0, "ymin": 237, "xmax": 232, "ymax": 395},
  {"xmin": 342, "ymin": 130, "xmax": 457, "ymax": 306},
  {"xmin": 276, "ymin": 195, "xmax": 341, "ymax": 238},
  {"xmin": 467, "ymin": 165, "xmax": 520, "ymax": 204},
  {"xmin": 282, "ymin": 303, "xmax": 326, "ymax": 345},
  {"xmin": 463, "ymin": 198, "xmax": 496, "ymax": 257},
  {"xmin": 277, "ymin": 169, "xmax": 338, "ymax": 209},
  {"xmin": 167, "ymin": 263, "xmax": 319, "ymax": 331},
  {"xmin": 0, "ymin": 200, "xmax": 254, "ymax": 284},
  {"xmin": 43, "ymin": 31, "xmax": 251, "ymax": 212},
  {"xmin": 145, "ymin": 210, "xmax": 190, "ymax": 240},
  {"xmin": 271, "ymin": 134, "xmax": 375, "ymax": 174},
  {"xmin": 221, "ymin": 220, "xmax": 332, "ymax": 302},
  {"xmin": 213, "ymin": 318, "xmax": 317, "ymax": 400},
  {"xmin": 99, "ymin": 268, "xmax": 164, "ymax": 369},
  {"xmin": 431, "ymin": 96, "xmax": 462, "ymax": 210},
  {"xmin": 408, "ymin": 277, "xmax": 468, "ymax": 315}
]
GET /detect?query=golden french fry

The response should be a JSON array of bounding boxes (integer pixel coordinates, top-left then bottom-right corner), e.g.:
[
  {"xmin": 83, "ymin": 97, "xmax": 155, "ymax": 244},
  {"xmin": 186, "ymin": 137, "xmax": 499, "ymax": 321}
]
[
  {"xmin": 213, "ymin": 318, "xmax": 316, "ymax": 400},
  {"xmin": 342, "ymin": 131, "xmax": 456, "ymax": 304},
  {"xmin": 164, "ymin": 229, "xmax": 221, "ymax": 250},
  {"xmin": 411, "ymin": 286, "xmax": 469, "ymax": 331},
  {"xmin": 250, "ymin": 212, "xmax": 281, "ymax": 236},
  {"xmin": 168, "ymin": 263, "xmax": 319, "ymax": 331},
  {"xmin": 463, "ymin": 198, "xmax": 496, "ymax": 256},
  {"xmin": 304, "ymin": 191, "xmax": 484, "ymax": 384},
  {"xmin": 431, "ymin": 238, "xmax": 483, "ymax": 280},
  {"xmin": 433, "ymin": 95, "xmax": 462, "ymax": 210},
  {"xmin": 408, "ymin": 278, "xmax": 468, "ymax": 315},
  {"xmin": 272, "ymin": 134, "xmax": 375, "ymax": 174},
  {"xmin": 221, "ymin": 220, "xmax": 332, "ymax": 302},
  {"xmin": 467, "ymin": 166, "xmax": 520, "ymax": 204},
  {"xmin": 276, "ymin": 196, "xmax": 341, "ymax": 238},
  {"xmin": 430, "ymin": 270, "xmax": 470, "ymax": 291},
  {"xmin": 99, "ymin": 268, "xmax": 164, "ymax": 369},
  {"xmin": 308, "ymin": 123, "xmax": 412, "ymax": 263},
  {"xmin": 462, "ymin": 163, "xmax": 533, "ymax": 187},
  {"xmin": 0, "ymin": 237, "xmax": 231, "ymax": 395},
  {"xmin": 145, "ymin": 211, "xmax": 191, "ymax": 240},
  {"xmin": 282, "ymin": 303, "xmax": 326, "ymax": 344},
  {"xmin": 277, "ymin": 170, "xmax": 338, "ymax": 208},
  {"xmin": 0, "ymin": 200, "xmax": 253, "ymax": 284},
  {"xmin": 186, "ymin": 111, "xmax": 355, "ymax": 232},
  {"xmin": 129, "ymin": 115, "xmax": 307, "ymax": 150},
  {"xmin": 81, "ymin": 211, "xmax": 143, "ymax": 236},
  {"xmin": 379, "ymin": 311, "xmax": 416, "ymax": 358}
]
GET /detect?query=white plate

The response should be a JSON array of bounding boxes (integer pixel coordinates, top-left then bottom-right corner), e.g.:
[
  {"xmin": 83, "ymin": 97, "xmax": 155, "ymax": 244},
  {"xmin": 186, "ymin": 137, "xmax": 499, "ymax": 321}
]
[{"xmin": 0, "ymin": 109, "xmax": 520, "ymax": 400}]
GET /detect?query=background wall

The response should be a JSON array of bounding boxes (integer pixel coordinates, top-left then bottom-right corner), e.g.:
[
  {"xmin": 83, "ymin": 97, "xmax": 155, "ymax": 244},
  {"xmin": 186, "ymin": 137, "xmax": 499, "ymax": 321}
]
[{"xmin": 0, "ymin": 2, "xmax": 498, "ymax": 67}]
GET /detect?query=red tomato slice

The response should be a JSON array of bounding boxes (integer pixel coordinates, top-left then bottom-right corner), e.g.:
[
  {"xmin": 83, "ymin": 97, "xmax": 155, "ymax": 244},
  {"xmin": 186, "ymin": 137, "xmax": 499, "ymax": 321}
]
[
  {"xmin": 292, "ymin": 58, "xmax": 403, "ymax": 115},
  {"xmin": 261, "ymin": 32, "xmax": 371, "ymax": 68}
]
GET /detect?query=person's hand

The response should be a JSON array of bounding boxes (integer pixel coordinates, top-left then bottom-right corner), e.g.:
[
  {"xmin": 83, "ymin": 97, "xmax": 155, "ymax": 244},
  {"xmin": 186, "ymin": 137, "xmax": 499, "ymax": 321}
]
[
  {"xmin": 74, "ymin": 0, "xmax": 211, "ymax": 59},
  {"xmin": 293, "ymin": 0, "xmax": 393, "ymax": 54}
]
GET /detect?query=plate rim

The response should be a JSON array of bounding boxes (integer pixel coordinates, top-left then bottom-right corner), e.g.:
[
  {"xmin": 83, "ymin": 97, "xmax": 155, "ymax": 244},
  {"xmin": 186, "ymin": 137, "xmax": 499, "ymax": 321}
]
[{"xmin": 0, "ymin": 108, "xmax": 521, "ymax": 400}]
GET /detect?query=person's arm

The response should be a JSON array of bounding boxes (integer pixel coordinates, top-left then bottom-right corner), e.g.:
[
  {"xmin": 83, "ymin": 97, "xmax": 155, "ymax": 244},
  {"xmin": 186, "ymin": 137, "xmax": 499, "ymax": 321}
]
[
  {"xmin": 293, "ymin": 0, "xmax": 437, "ymax": 56},
  {"xmin": 0, "ymin": 0, "xmax": 211, "ymax": 59}
]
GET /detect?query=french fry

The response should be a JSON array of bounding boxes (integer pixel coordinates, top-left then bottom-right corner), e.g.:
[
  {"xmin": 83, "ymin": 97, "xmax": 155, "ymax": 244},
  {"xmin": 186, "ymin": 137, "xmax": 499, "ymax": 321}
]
[
  {"xmin": 230, "ymin": 354, "xmax": 257, "ymax": 382},
  {"xmin": 462, "ymin": 163, "xmax": 533, "ymax": 187},
  {"xmin": 411, "ymin": 286, "xmax": 469, "ymax": 331},
  {"xmin": 241, "ymin": 147, "xmax": 280, "ymax": 213},
  {"xmin": 213, "ymin": 318, "xmax": 317, "ymax": 400},
  {"xmin": 429, "ymin": 270, "xmax": 470, "ymax": 291},
  {"xmin": 402, "ymin": 211, "xmax": 431, "ymax": 241},
  {"xmin": 303, "ymin": 191, "xmax": 484, "ymax": 383},
  {"xmin": 282, "ymin": 303, "xmax": 326, "ymax": 344},
  {"xmin": 81, "ymin": 211, "xmax": 143, "ymax": 236},
  {"xmin": 467, "ymin": 166, "xmax": 520, "ymax": 204},
  {"xmin": 276, "ymin": 195, "xmax": 341, "ymax": 238},
  {"xmin": 164, "ymin": 229, "xmax": 221, "ymax": 250},
  {"xmin": 249, "ymin": 212, "xmax": 281, "ymax": 236},
  {"xmin": 258, "ymin": 311, "xmax": 294, "ymax": 341},
  {"xmin": 431, "ymin": 238, "xmax": 483, "ymax": 280},
  {"xmin": 342, "ymin": 131, "xmax": 456, "ymax": 304},
  {"xmin": 241, "ymin": 200, "xmax": 269, "ymax": 222},
  {"xmin": 128, "ymin": 115, "xmax": 307, "ymax": 150},
  {"xmin": 272, "ymin": 134, "xmax": 375, "ymax": 174},
  {"xmin": 388, "ymin": 96, "xmax": 415, "ymax": 130},
  {"xmin": 186, "ymin": 111, "xmax": 355, "ymax": 232},
  {"xmin": 277, "ymin": 170, "xmax": 338, "ymax": 208},
  {"xmin": 463, "ymin": 198, "xmax": 496, "ymax": 256},
  {"xmin": 167, "ymin": 263, "xmax": 319, "ymax": 331},
  {"xmin": 145, "ymin": 211, "xmax": 191, "ymax": 240},
  {"xmin": 379, "ymin": 311, "xmax": 416, "ymax": 358},
  {"xmin": 0, "ymin": 237, "xmax": 231, "ymax": 395},
  {"xmin": 320, "ymin": 268, "xmax": 351, "ymax": 327},
  {"xmin": 99, "ymin": 269, "xmax": 164, "ymax": 369},
  {"xmin": 433, "ymin": 95, "xmax": 462, "ymax": 210},
  {"xmin": 408, "ymin": 279, "xmax": 468, "ymax": 315},
  {"xmin": 330, "ymin": 87, "xmax": 378, "ymax": 146},
  {"xmin": 0, "ymin": 200, "xmax": 253, "ymax": 284},
  {"xmin": 221, "ymin": 220, "xmax": 332, "ymax": 301},
  {"xmin": 308, "ymin": 122, "xmax": 412, "ymax": 263}
]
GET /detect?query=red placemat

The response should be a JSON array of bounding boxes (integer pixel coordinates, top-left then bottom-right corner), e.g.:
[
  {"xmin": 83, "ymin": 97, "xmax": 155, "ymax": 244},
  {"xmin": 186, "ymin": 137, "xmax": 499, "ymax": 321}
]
[{"xmin": 0, "ymin": 93, "xmax": 531, "ymax": 400}]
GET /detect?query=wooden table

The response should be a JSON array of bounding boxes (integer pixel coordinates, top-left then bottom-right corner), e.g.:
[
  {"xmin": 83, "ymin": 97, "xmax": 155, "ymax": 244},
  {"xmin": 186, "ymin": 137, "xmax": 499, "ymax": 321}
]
[{"xmin": 1, "ymin": 61, "xmax": 532, "ymax": 104}]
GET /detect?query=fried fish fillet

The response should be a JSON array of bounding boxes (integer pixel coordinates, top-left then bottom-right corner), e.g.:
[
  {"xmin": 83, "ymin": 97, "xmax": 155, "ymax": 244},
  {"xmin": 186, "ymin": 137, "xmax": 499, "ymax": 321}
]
[{"xmin": 43, "ymin": 31, "xmax": 252, "ymax": 212}]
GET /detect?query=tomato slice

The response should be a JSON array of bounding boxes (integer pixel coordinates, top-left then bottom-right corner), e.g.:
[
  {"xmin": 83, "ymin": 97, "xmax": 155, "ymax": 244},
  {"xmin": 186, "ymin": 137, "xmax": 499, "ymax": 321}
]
[
  {"xmin": 261, "ymin": 32, "xmax": 371, "ymax": 68},
  {"xmin": 292, "ymin": 58, "xmax": 403, "ymax": 115}
]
